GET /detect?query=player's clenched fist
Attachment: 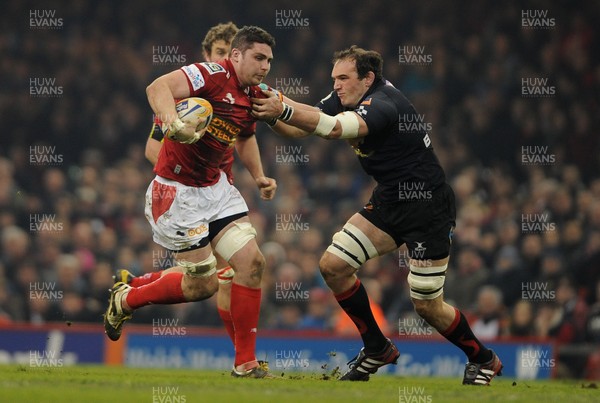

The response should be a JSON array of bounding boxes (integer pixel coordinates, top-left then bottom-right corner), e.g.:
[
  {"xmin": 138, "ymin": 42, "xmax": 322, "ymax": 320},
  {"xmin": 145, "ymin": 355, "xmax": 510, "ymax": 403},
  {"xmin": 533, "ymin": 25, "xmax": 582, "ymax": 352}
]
[
  {"xmin": 255, "ymin": 176, "xmax": 277, "ymax": 200},
  {"xmin": 162, "ymin": 118, "xmax": 207, "ymax": 144}
]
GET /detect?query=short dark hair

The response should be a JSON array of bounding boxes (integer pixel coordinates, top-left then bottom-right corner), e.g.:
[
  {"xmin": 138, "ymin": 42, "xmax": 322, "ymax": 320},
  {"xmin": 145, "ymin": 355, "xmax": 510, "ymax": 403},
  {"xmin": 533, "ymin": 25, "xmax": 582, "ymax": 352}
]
[
  {"xmin": 230, "ymin": 25, "xmax": 275, "ymax": 54},
  {"xmin": 202, "ymin": 22, "xmax": 239, "ymax": 54},
  {"xmin": 333, "ymin": 45, "xmax": 383, "ymax": 81}
]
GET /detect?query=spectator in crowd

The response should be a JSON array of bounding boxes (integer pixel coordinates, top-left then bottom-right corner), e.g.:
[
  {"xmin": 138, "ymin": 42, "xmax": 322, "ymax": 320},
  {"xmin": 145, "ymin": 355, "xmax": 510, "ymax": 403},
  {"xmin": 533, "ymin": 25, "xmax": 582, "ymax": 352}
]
[
  {"xmin": 299, "ymin": 287, "xmax": 334, "ymax": 330},
  {"xmin": 506, "ymin": 300, "xmax": 536, "ymax": 338},
  {"xmin": 445, "ymin": 247, "xmax": 490, "ymax": 311},
  {"xmin": 586, "ymin": 279, "xmax": 600, "ymax": 342},
  {"xmin": 488, "ymin": 244, "xmax": 529, "ymax": 307},
  {"xmin": 469, "ymin": 286, "xmax": 506, "ymax": 341},
  {"xmin": 549, "ymin": 277, "xmax": 588, "ymax": 344}
]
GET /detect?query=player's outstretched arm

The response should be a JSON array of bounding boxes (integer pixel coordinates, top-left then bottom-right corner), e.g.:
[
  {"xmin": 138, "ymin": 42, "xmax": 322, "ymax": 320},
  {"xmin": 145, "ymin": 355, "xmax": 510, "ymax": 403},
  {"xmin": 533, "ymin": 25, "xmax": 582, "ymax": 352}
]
[
  {"xmin": 252, "ymin": 91, "xmax": 369, "ymax": 139},
  {"xmin": 250, "ymin": 92, "xmax": 312, "ymax": 138},
  {"xmin": 268, "ymin": 120, "xmax": 313, "ymax": 138},
  {"xmin": 282, "ymin": 95, "xmax": 319, "ymax": 112},
  {"xmin": 267, "ymin": 96, "xmax": 320, "ymax": 138}
]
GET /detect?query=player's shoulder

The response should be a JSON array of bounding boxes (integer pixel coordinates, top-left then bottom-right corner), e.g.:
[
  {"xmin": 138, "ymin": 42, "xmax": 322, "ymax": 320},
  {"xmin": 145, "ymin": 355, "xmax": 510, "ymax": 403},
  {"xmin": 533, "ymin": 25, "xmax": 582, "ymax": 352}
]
[
  {"xmin": 371, "ymin": 80, "xmax": 402, "ymax": 100},
  {"xmin": 365, "ymin": 80, "xmax": 407, "ymax": 109},
  {"xmin": 181, "ymin": 60, "xmax": 232, "ymax": 92},
  {"xmin": 316, "ymin": 91, "xmax": 340, "ymax": 107},
  {"xmin": 315, "ymin": 91, "xmax": 342, "ymax": 114},
  {"xmin": 197, "ymin": 60, "xmax": 229, "ymax": 75},
  {"xmin": 182, "ymin": 60, "xmax": 229, "ymax": 78}
]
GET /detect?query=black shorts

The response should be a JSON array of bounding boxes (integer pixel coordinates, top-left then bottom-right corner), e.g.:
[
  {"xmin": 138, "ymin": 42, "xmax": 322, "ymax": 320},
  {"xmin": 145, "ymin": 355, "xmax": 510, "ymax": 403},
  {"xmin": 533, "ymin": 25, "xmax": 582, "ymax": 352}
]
[{"xmin": 359, "ymin": 183, "xmax": 456, "ymax": 260}]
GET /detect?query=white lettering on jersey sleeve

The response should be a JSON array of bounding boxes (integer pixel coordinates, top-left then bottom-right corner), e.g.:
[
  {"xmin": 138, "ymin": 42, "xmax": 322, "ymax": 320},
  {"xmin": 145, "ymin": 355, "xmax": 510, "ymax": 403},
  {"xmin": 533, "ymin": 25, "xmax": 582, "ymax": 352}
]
[
  {"xmin": 181, "ymin": 64, "xmax": 205, "ymax": 91},
  {"xmin": 201, "ymin": 62, "xmax": 226, "ymax": 75}
]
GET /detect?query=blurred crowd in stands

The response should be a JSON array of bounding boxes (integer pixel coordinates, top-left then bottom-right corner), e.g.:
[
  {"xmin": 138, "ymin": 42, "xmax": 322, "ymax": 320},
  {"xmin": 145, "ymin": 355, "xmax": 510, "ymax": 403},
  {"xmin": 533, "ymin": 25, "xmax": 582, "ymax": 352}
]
[{"xmin": 1, "ymin": 0, "xmax": 599, "ymax": 378}]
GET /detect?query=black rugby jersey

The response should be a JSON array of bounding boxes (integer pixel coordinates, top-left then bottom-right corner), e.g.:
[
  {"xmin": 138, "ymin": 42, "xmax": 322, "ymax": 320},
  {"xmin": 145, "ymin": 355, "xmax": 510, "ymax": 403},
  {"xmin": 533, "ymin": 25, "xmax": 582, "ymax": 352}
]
[{"xmin": 316, "ymin": 78, "xmax": 446, "ymax": 202}]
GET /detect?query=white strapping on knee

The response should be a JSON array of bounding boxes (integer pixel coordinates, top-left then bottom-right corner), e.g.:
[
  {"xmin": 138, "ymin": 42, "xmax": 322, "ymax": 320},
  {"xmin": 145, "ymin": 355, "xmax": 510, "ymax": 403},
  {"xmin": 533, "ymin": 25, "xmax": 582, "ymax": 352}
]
[
  {"xmin": 178, "ymin": 253, "xmax": 217, "ymax": 278},
  {"xmin": 326, "ymin": 223, "xmax": 378, "ymax": 269},
  {"xmin": 216, "ymin": 266, "xmax": 234, "ymax": 284},
  {"xmin": 407, "ymin": 263, "xmax": 447, "ymax": 300},
  {"xmin": 214, "ymin": 222, "xmax": 257, "ymax": 262}
]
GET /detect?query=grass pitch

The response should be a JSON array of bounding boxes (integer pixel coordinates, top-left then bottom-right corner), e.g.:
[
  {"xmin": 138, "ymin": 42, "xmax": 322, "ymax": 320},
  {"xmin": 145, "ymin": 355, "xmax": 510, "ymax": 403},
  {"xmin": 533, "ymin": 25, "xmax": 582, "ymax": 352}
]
[{"xmin": 0, "ymin": 364, "xmax": 597, "ymax": 403}]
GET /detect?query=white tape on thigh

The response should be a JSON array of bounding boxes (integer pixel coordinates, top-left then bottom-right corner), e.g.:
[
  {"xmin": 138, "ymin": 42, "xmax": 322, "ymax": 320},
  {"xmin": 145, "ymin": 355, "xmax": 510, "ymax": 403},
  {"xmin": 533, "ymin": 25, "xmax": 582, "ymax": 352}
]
[
  {"xmin": 407, "ymin": 263, "xmax": 447, "ymax": 300},
  {"xmin": 214, "ymin": 222, "xmax": 257, "ymax": 262},
  {"xmin": 178, "ymin": 253, "xmax": 217, "ymax": 278},
  {"xmin": 325, "ymin": 223, "xmax": 378, "ymax": 269},
  {"xmin": 217, "ymin": 267, "xmax": 235, "ymax": 284}
]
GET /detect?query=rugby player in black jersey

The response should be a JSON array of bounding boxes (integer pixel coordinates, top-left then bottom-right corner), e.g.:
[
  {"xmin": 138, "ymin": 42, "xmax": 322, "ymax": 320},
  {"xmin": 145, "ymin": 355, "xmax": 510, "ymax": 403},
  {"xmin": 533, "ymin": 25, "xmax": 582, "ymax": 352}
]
[{"xmin": 251, "ymin": 46, "xmax": 502, "ymax": 385}]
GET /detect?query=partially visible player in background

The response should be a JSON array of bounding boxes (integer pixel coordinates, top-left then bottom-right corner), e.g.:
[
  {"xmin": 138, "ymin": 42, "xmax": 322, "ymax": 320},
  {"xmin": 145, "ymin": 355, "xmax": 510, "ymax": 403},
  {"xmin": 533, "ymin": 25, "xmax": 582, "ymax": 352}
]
[
  {"xmin": 118, "ymin": 22, "xmax": 242, "ymax": 355},
  {"xmin": 105, "ymin": 26, "xmax": 278, "ymax": 378}
]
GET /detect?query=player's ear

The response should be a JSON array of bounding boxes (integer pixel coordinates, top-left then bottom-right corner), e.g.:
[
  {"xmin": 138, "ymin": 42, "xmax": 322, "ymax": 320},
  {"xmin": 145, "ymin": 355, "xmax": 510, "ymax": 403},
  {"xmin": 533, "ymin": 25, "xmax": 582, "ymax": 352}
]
[
  {"xmin": 230, "ymin": 48, "xmax": 241, "ymax": 63},
  {"xmin": 365, "ymin": 71, "xmax": 375, "ymax": 87}
]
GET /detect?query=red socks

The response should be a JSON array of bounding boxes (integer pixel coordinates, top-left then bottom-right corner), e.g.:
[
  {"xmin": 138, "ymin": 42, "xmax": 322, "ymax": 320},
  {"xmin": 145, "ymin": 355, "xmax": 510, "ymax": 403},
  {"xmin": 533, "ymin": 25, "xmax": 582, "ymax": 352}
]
[
  {"xmin": 218, "ymin": 308, "xmax": 236, "ymax": 345},
  {"xmin": 230, "ymin": 283, "xmax": 261, "ymax": 367},
  {"xmin": 126, "ymin": 272, "xmax": 186, "ymax": 310},
  {"xmin": 125, "ymin": 271, "xmax": 259, "ymax": 369},
  {"xmin": 130, "ymin": 271, "xmax": 162, "ymax": 287}
]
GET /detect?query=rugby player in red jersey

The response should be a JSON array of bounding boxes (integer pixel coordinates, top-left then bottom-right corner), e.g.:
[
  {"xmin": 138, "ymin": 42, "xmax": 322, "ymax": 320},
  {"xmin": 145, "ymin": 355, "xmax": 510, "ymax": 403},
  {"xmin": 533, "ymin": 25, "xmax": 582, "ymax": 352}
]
[
  {"xmin": 116, "ymin": 21, "xmax": 246, "ymax": 364},
  {"xmin": 104, "ymin": 26, "xmax": 278, "ymax": 379}
]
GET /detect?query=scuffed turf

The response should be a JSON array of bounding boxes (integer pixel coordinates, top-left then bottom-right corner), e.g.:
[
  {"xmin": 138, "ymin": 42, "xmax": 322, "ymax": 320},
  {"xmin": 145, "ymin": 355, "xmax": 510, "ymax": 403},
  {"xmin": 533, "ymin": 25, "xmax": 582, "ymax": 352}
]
[{"xmin": 0, "ymin": 364, "xmax": 597, "ymax": 403}]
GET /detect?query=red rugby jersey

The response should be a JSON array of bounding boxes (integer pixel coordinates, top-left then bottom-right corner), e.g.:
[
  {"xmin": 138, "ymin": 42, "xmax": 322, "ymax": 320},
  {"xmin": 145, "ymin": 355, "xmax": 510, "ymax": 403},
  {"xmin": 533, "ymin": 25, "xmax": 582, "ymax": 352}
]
[{"xmin": 154, "ymin": 59, "xmax": 269, "ymax": 187}]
